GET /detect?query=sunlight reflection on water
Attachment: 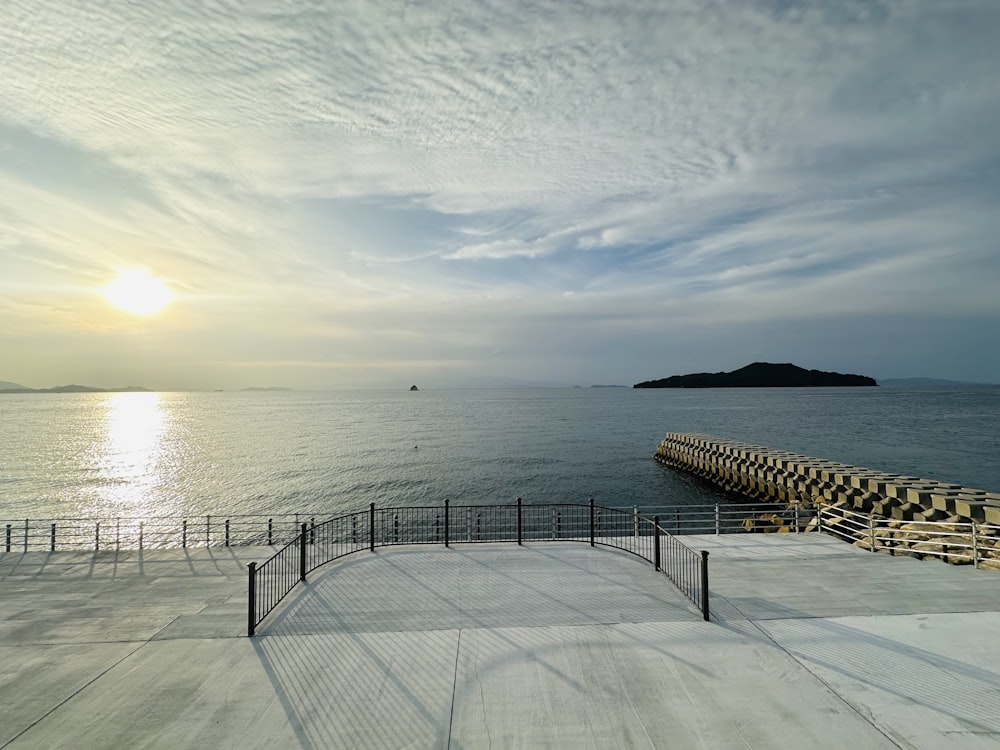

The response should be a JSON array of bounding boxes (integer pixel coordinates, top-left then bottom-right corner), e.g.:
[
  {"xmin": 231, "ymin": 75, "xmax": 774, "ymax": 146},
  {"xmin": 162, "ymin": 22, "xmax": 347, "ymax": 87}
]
[
  {"xmin": 86, "ymin": 392, "xmax": 174, "ymax": 517},
  {"xmin": 1, "ymin": 387, "xmax": 997, "ymax": 520}
]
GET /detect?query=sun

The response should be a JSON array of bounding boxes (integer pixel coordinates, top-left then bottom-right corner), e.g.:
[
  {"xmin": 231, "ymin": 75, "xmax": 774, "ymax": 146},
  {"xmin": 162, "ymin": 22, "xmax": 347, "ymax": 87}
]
[{"xmin": 102, "ymin": 269, "xmax": 172, "ymax": 316}]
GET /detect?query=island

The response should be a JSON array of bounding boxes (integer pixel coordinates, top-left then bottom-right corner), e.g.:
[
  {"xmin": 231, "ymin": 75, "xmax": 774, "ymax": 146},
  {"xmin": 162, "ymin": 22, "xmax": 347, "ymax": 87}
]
[
  {"xmin": 410, "ymin": 385, "xmax": 419, "ymax": 391},
  {"xmin": 633, "ymin": 362, "xmax": 877, "ymax": 388}
]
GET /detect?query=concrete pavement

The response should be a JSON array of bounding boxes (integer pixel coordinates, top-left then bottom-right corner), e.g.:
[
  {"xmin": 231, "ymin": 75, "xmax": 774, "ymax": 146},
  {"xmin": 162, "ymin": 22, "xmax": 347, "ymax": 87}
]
[{"xmin": 2, "ymin": 534, "xmax": 998, "ymax": 748}]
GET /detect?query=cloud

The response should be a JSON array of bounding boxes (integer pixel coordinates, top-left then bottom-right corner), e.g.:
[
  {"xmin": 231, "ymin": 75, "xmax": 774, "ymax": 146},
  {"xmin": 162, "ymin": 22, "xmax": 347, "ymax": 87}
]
[{"xmin": 0, "ymin": 0, "xmax": 998, "ymax": 386}]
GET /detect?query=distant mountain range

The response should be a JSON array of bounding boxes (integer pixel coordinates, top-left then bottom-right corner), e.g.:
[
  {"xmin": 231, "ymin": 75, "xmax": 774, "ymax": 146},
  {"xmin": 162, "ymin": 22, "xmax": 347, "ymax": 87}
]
[
  {"xmin": 0, "ymin": 382, "xmax": 151, "ymax": 393},
  {"xmin": 877, "ymin": 377, "xmax": 996, "ymax": 386},
  {"xmin": 634, "ymin": 362, "xmax": 877, "ymax": 388}
]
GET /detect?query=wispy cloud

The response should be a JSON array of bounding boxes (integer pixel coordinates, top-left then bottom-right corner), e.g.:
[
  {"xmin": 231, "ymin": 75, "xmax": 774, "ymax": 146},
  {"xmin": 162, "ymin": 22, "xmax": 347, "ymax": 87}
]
[{"xmin": 1, "ymin": 0, "xmax": 998, "ymax": 387}]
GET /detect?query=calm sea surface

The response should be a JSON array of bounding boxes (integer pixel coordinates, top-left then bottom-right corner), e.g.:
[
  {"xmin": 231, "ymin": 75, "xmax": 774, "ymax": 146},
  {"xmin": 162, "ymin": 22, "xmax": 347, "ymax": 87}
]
[{"xmin": 1, "ymin": 387, "xmax": 997, "ymax": 521}]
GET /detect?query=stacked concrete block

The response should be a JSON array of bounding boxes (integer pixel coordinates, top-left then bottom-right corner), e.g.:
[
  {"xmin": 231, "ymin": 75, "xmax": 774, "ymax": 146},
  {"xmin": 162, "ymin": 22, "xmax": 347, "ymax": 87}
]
[
  {"xmin": 654, "ymin": 433, "xmax": 1000, "ymax": 528},
  {"xmin": 655, "ymin": 433, "xmax": 1000, "ymax": 567}
]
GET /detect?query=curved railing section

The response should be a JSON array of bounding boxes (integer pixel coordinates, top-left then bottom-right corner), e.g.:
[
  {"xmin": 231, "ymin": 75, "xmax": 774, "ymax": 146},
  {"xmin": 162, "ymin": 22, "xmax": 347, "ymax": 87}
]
[{"xmin": 247, "ymin": 500, "xmax": 710, "ymax": 636}]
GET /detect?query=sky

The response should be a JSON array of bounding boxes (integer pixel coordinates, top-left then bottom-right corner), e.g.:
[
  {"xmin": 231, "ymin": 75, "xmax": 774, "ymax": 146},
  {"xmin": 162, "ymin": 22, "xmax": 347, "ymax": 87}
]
[{"xmin": 1, "ymin": 0, "xmax": 998, "ymax": 390}]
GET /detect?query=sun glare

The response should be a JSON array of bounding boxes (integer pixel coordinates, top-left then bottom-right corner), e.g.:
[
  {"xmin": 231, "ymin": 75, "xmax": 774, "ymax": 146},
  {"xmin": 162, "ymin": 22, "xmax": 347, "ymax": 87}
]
[{"xmin": 102, "ymin": 269, "xmax": 172, "ymax": 316}]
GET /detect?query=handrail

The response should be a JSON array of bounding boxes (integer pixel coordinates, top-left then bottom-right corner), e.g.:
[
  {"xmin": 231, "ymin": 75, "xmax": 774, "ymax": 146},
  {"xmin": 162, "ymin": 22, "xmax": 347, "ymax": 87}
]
[
  {"xmin": 247, "ymin": 499, "xmax": 711, "ymax": 636},
  {"xmin": 817, "ymin": 503, "xmax": 1000, "ymax": 568},
  {"xmin": 1, "ymin": 502, "xmax": 813, "ymax": 553},
  {"xmin": 0, "ymin": 513, "xmax": 319, "ymax": 552}
]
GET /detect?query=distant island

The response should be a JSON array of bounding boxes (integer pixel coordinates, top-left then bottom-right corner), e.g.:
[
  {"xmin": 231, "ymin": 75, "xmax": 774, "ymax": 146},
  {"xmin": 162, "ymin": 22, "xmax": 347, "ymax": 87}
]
[
  {"xmin": 877, "ymin": 377, "xmax": 995, "ymax": 387},
  {"xmin": 634, "ymin": 362, "xmax": 878, "ymax": 388},
  {"xmin": 0, "ymin": 384, "xmax": 151, "ymax": 394},
  {"xmin": 241, "ymin": 387, "xmax": 292, "ymax": 392}
]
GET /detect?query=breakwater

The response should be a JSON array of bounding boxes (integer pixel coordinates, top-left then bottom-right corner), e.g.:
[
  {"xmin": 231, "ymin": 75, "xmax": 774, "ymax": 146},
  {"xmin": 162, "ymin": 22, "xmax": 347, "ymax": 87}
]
[
  {"xmin": 655, "ymin": 433, "xmax": 1000, "ymax": 524},
  {"xmin": 655, "ymin": 434, "xmax": 1000, "ymax": 568}
]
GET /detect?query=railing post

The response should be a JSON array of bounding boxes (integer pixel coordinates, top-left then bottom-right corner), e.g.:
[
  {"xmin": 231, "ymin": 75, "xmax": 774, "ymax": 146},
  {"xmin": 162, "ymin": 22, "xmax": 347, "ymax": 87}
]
[
  {"xmin": 268, "ymin": 518, "xmax": 273, "ymax": 546},
  {"xmin": 674, "ymin": 508, "xmax": 680, "ymax": 535},
  {"xmin": 868, "ymin": 515, "xmax": 876, "ymax": 552},
  {"xmin": 653, "ymin": 516, "xmax": 661, "ymax": 571},
  {"xmin": 444, "ymin": 499, "xmax": 450, "ymax": 548},
  {"xmin": 817, "ymin": 504, "xmax": 824, "ymax": 533},
  {"xmin": 794, "ymin": 502, "xmax": 800, "ymax": 533},
  {"xmin": 225, "ymin": 519, "xmax": 230, "ymax": 547},
  {"xmin": 972, "ymin": 522, "xmax": 979, "ymax": 569},
  {"xmin": 516, "ymin": 498, "xmax": 522, "ymax": 545},
  {"xmin": 311, "ymin": 518, "xmax": 316, "ymax": 545},
  {"xmin": 633, "ymin": 506, "xmax": 639, "ymax": 538},
  {"xmin": 139, "ymin": 522, "xmax": 144, "ymax": 550},
  {"xmin": 369, "ymin": 503, "xmax": 375, "ymax": 552},
  {"xmin": 589, "ymin": 498, "xmax": 595, "ymax": 547},
  {"xmin": 24, "ymin": 519, "xmax": 28, "ymax": 552},
  {"xmin": 6, "ymin": 524, "xmax": 12, "ymax": 552},
  {"xmin": 182, "ymin": 519, "xmax": 188, "ymax": 548},
  {"xmin": 206, "ymin": 515, "xmax": 211, "ymax": 546},
  {"xmin": 95, "ymin": 522, "xmax": 100, "ymax": 551},
  {"xmin": 300, "ymin": 523, "xmax": 308, "ymax": 582},
  {"xmin": 247, "ymin": 562, "xmax": 257, "ymax": 637},
  {"xmin": 715, "ymin": 504, "xmax": 720, "ymax": 535},
  {"xmin": 700, "ymin": 550, "xmax": 710, "ymax": 621},
  {"xmin": 50, "ymin": 523, "xmax": 56, "ymax": 552}
]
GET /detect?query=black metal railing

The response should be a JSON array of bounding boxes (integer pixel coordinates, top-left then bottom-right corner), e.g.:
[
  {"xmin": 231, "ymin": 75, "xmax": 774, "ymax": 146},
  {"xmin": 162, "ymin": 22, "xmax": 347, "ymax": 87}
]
[
  {"xmin": 1, "ymin": 502, "xmax": 814, "ymax": 553},
  {"xmin": 247, "ymin": 499, "xmax": 710, "ymax": 636},
  {"xmin": 0, "ymin": 513, "xmax": 319, "ymax": 552}
]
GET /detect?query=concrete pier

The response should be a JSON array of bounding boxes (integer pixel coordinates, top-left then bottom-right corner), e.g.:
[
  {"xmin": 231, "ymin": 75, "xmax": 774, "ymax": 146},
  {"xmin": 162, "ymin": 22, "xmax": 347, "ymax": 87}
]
[
  {"xmin": 655, "ymin": 433, "xmax": 1000, "ymax": 525},
  {"xmin": 3, "ymin": 537, "xmax": 999, "ymax": 749}
]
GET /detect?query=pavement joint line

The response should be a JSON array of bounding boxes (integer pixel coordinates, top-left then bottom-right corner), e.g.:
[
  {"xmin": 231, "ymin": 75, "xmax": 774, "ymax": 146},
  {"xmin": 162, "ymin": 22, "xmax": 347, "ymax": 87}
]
[
  {"xmin": 446, "ymin": 628, "xmax": 463, "ymax": 750},
  {"xmin": 65, "ymin": 612, "xmax": 183, "ymax": 647},
  {"xmin": 0, "ymin": 639, "xmax": 149, "ymax": 750},
  {"xmin": 741, "ymin": 613, "xmax": 907, "ymax": 750}
]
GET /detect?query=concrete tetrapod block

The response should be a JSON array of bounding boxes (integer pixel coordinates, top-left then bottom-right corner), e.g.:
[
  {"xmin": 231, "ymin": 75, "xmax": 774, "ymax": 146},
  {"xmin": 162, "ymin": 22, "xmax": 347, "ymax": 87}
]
[{"xmin": 952, "ymin": 499, "xmax": 1000, "ymax": 523}]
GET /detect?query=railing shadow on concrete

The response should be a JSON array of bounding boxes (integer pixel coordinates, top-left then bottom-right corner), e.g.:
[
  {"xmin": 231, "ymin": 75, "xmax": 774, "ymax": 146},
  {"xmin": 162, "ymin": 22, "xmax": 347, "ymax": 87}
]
[
  {"xmin": 714, "ymin": 596, "xmax": 1000, "ymax": 738},
  {"xmin": 250, "ymin": 542, "xmax": 710, "ymax": 749},
  {"xmin": 248, "ymin": 500, "xmax": 711, "ymax": 636}
]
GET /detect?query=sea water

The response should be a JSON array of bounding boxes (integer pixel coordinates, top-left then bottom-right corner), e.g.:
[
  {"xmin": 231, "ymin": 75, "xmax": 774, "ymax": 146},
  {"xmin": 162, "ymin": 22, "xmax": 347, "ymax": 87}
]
[{"xmin": 1, "ymin": 386, "xmax": 997, "ymax": 521}]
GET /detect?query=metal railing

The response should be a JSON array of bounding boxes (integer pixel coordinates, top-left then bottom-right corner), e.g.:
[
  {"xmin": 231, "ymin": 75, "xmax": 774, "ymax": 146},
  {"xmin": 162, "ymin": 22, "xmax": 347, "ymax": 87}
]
[
  {"xmin": 247, "ymin": 499, "xmax": 711, "ymax": 636},
  {"xmin": 0, "ymin": 502, "xmax": 813, "ymax": 554},
  {"xmin": 631, "ymin": 502, "xmax": 816, "ymax": 535},
  {"xmin": 0, "ymin": 513, "xmax": 327, "ymax": 552},
  {"xmin": 817, "ymin": 503, "xmax": 1000, "ymax": 568}
]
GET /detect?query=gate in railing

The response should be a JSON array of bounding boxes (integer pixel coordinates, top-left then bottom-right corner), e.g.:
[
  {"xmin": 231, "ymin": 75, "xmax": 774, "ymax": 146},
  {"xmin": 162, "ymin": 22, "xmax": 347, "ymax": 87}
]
[{"xmin": 247, "ymin": 499, "xmax": 710, "ymax": 635}]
